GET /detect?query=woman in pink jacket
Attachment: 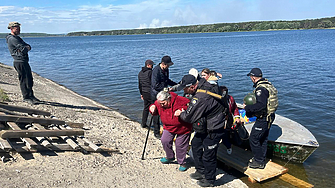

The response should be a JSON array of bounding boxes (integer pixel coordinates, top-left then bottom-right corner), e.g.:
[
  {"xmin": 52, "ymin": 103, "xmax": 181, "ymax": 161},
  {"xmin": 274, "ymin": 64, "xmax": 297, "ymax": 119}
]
[{"xmin": 150, "ymin": 91, "xmax": 192, "ymax": 171}]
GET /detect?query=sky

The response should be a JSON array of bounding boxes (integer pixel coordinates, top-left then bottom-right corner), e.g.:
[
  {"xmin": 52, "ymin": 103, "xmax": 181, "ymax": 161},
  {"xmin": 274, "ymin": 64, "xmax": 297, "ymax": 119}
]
[{"xmin": 0, "ymin": 0, "xmax": 334, "ymax": 34}]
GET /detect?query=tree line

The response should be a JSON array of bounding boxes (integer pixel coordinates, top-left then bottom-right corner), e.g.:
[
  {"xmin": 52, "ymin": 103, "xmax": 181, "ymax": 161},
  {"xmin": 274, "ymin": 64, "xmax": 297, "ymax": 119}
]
[
  {"xmin": 0, "ymin": 33, "xmax": 64, "ymax": 38},
  {"xmin": 67, "ymin": 16, "xmax": 335, "ymax": 36}
]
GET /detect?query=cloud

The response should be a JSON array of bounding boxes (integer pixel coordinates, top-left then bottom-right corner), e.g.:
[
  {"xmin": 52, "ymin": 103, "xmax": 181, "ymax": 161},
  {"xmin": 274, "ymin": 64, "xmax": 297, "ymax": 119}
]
[{"xmin": 0, "ymin": 0, "xmax": 334, "ymax": 34}]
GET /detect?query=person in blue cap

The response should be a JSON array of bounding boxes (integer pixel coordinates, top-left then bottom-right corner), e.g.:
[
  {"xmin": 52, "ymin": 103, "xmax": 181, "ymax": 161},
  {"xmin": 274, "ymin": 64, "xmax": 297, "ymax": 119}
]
[
  {"xmin": 174, "ymin": 74, "xmax": 227, "ymax": 187},
  {"xmin": 150, "ymin": 56, "xmax": 177, "ymax": 139},
  {"xmin": 244, "ymin": 68, "xmax": 278, "ymax": 169}
]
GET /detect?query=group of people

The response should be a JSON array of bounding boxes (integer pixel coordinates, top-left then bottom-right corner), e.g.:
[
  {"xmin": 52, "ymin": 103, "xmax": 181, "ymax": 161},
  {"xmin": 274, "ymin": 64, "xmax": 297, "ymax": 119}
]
[
  {"xmin": 138, "ymin": 56, "xmax": 278, "ymax": 187},
  {"xmin": 6, "ymin": 21, "xmax": 278, "ymax": 188}
]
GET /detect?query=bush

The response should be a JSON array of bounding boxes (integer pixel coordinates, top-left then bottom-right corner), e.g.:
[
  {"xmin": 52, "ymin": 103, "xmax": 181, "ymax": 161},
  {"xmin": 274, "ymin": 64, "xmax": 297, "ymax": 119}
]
[{"xmin": 0, "ymin": 88, "xmax": 9, "ymax": 102}]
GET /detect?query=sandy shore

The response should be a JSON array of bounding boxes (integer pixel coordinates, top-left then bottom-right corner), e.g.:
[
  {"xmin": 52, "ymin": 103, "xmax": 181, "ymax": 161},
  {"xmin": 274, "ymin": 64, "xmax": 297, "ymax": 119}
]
[{"xmin": 0, "ymin": 63, "xmax": 247, "ymax": 188}]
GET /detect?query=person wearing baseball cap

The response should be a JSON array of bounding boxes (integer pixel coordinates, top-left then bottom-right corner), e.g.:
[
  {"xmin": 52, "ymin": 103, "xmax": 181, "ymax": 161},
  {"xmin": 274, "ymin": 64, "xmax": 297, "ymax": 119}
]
[
  {"xmin": 138, "ymin": 59, "xmax": 155, "ymax": 128},
  {"xmin": 6, "ymin": 22, "xmax": 40, "ymax": 104},
  {"xmin": 247, "ymin": 68, "xmax": 263, "ymax": 77},
  {"xmin": 244, "ymin": 68, "xmax": 278, "ymax": 169},
  {"xmin": 174, "ymin": 73, "xmax": 227, "ymax": 187},
  {"xmin": 150, "ymin": 55, "xmax": 177, "ymax": 139}
]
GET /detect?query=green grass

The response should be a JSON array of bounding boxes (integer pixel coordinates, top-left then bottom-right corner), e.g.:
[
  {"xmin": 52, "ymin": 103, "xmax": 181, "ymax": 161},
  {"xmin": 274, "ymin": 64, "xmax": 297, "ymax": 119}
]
[{"xmin": 0, "ymin": 88, "xmax": 9, "ymax": 102}]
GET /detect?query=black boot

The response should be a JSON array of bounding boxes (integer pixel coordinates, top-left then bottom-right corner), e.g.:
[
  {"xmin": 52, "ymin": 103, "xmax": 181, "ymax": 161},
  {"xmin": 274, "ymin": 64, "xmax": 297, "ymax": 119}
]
[{"xmin": 197, "ymin": 179, "xmax": 214, "ymax": 187}]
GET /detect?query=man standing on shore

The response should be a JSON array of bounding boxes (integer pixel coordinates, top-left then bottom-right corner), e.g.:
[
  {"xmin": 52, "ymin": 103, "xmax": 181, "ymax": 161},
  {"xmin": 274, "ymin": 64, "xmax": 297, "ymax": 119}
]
[
  {"xmin": 6, "ymin": 22, "xmax": 40, "ymax": 104},
  {"xmin": 151, "ymin": 55, "xmax": 177, "ymax": 139},
  {"xmin": 138, "ymin": 59, "xmax": 155, "ymax": 128}
]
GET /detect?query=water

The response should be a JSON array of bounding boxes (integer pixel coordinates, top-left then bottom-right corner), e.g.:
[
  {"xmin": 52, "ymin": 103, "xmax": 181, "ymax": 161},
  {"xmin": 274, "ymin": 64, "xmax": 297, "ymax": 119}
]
[{"xmin": 1, "ymin": 30, "xmax": 335, "ymax": 187}]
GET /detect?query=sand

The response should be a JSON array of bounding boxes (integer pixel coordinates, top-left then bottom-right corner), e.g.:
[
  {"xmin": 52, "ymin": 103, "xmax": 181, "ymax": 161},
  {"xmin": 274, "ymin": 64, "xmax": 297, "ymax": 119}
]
[{"xmin": 0, "ymin": 63, "xmax": 247, "ymax": 188}]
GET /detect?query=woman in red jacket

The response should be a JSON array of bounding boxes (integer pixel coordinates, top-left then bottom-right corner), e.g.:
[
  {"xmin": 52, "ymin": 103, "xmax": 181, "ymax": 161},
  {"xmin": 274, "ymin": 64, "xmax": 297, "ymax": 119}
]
[
  {"xmin": 220, "ymin": 86, "xmax": 241, "ymax": 155},
  {"xmin": 150, "ymin": 91, "xmax": 192, "ymax": 171}
]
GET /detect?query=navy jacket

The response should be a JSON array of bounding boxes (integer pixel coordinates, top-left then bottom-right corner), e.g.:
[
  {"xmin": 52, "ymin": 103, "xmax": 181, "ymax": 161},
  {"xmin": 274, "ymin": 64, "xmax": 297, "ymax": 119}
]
[
  {"xmin": 151, "ymin": 64, "xmax": 177, "ymax": 97},
  {"xmin": 245, "ymin": 78, "xmax": 269, "ymax": 117},
  {"xmin": 179, "ymin": 81, "xmax": 225, "ymax": 131}
]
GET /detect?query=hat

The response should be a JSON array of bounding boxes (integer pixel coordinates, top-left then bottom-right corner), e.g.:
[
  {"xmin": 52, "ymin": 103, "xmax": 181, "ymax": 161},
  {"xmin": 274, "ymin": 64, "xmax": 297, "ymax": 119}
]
[
  {"xmin": 145, "ymin": 59, "xmax": 155, "ymax": 66},
  {"xmin": 161, "ymin": 56, "xmax": 174, "ymax": 66},
  {"xmin": 8, "ymin": 22, "xmax": 21, "ymax": 29},
  {"xmin": 176, "ymin": 74, "xmax": 197, "ymax": 91},
  {"xmin": 247, "ymin": 68, "xmax": 262, "ymax": 77},
  {"xmin": 188, "ymin": 68, "xmax": 199, "ymax": 79}
]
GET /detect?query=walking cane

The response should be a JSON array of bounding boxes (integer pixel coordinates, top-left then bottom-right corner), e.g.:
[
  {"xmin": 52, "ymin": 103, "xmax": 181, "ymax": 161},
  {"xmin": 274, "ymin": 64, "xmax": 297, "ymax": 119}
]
[{"xmin": 141, "ymin": 115, "xmax": 154, "ymax": 160}]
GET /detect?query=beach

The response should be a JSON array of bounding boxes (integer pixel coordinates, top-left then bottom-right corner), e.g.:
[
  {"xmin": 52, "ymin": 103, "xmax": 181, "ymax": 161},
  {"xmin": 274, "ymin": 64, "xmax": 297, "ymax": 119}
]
[{"xmin": 0, "ymin": 63, "xmax": 247, "ymax": 188}]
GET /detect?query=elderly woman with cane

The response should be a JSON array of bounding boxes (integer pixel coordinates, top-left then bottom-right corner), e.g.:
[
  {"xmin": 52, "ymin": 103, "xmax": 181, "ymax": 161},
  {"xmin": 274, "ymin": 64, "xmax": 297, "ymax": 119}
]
[{"xmin": 149, "ymin": 90, "xmax": 192, "ymax": 171}]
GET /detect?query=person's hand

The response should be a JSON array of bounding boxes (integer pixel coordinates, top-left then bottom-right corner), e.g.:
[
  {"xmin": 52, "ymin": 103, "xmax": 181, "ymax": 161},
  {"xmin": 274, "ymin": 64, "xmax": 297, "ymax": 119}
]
[
  {"xmin": 243, "ymin": 103, "xmax": 246, "ymax": 109},
  {"xmin": 174, "ymin": 108, "xmax": 184, "ymax": 116},
  {"xmin": 140, "ymin": 95, "xmax": 143, "ymax": 100},
  {"xmin": 217, "ymin": 72, "xmax": 222, "ymax": 79},
  {"xmin": 235, "ymin": 118, "xmax": 241, "ymax": 124},
  {"xmin": 26, "ymin": 45, "xmax": 31, "ymax": 51},
  {"xmin": 149, "ymin": 105, "xmax": 156, "ymax": 113}
]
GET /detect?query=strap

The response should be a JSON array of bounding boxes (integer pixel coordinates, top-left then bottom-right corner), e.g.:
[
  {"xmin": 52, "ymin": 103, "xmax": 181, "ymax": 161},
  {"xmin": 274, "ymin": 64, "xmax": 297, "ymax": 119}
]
[
  {"xmin": 196, "ymin": 89, "xmax": 222, "ymax": 99},
  {"xmin": 196, "ymin": 89, "xmax": 226, "ymax": 120}
]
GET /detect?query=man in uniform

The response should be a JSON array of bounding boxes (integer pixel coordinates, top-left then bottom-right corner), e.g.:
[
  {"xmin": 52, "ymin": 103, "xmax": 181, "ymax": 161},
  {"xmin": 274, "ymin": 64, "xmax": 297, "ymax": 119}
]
[
  {"xmin": 138, "ymin": 59, "xmax": 155, "ymax": 128},
  {"xmin": 6, "ymin": 22, "xmax": 40, "ymax": 104},
  {"xmin": 244, "ymin": 68, "xmax": 278, "ymax": 169},
  {"xmin": 151, "ymin": 56, "xmax": 177, "ymax": 139},
  {"xmin": 174, "ymin": 74, "xmax": 226, "ymax": 187}
]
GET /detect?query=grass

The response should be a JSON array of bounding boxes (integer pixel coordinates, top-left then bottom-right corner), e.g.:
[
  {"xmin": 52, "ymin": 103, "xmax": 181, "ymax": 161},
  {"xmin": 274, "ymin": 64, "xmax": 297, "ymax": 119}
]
[{"xmin": 0, "ymin": 88, "xmax": 9, "ymax": 102}]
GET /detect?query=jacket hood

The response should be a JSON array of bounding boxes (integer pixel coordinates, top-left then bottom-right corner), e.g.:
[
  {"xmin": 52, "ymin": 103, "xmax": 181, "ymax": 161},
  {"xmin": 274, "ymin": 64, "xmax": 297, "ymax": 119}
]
[
  {"xmin": 170, "ymin": 92, "xmax": 178, "ymax": 105},
  {"xmin": 141, "ymin": 66, "xmax": 152, "ymax": 72},
  {"xmin": 5, "ymin": 34, "xmax": 13, "ymax": 43}
]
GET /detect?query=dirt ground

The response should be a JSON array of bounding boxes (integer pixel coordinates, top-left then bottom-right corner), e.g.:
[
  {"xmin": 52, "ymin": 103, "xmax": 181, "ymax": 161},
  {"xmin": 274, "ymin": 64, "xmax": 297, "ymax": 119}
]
[{"xmin": 0, "ymin": 63, "xmax": 247, "ymax": 188}]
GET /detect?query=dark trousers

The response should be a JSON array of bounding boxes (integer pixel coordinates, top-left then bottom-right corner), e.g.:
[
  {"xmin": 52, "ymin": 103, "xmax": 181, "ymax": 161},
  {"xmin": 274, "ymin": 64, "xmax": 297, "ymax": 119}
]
[
  {"xmin": 13, "ymin": 61, "xmax": 34, "ymax": 99},
  {"xmin": 249, "ymin": 114, "xmax": 275, "ymax": 163},
  {"xmin": 191, "ymin": 131, "xmax": 225, "ymax": 184},
  {"xmin": 141, "ymin": 92, "xmax": 152, "ymax": 126},
  {"xmin": 221, "ymin": 129, "xmax": 231, "ymax": 149},
  {"xmin": 151, "ymin": 95, "xmax": 160, "ymax": 135}
]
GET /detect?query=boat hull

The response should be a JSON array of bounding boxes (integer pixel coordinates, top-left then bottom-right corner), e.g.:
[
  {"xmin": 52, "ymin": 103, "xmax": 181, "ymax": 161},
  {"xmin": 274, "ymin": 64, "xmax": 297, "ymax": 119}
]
[
  {"xmin": 267, "ymin": 141, "xmax": 318, "ymax": 163},
  {"xmin": 231, "ymin": 104, "xmax": 319, "ymax": 163}
]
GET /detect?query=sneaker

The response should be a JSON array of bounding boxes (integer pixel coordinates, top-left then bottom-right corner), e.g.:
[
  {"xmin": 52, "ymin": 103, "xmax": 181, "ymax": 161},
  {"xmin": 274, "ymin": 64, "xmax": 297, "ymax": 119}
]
[
  {"xmin": 248, "ymin": 159, "xmax": 265, "ymax": 169},
  {"xmin": 227, "ymin": 148, "xmax": 232, "ymax": 155},
  {"xmin": 154, "ymin": 133, "xmax": 161, "ymax": 140},
  {"xmin": 190, "ymin": 171, "xmax": 205, "ymax": 180},
  {"xmin": 179, "ymin": 164, "xmax": 188, "ymax": 172},
  {"xmin": 23, "ymin": 98, "xmax": 34, "ymax": 105},
  {"xmin": 160, "ymin": 157, "xmax": 175, "ymax": 164},
  {"xmin": 197, "ymin": 179, "xmax": 214, "ymax": 187}
]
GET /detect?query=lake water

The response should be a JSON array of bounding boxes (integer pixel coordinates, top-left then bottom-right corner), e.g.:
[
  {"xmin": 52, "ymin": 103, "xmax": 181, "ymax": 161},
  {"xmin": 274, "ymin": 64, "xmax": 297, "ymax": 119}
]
[{"xmin": 1, "ymin": 29, "xmax": 334, "ymax": 187}]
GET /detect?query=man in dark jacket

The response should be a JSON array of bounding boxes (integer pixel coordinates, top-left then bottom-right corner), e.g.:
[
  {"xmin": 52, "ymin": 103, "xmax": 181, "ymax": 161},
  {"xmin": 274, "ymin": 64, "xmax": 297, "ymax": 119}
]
[
  {"xmin": 244, "ymin": 68, "xmax": 278, "ymax": 169},
  {"xmin": 6, "ymin": 22, "xmax": 40, "ymax": 104},
  {"xmin": 174, "ymin": 75, "xmax": 226, "ymax": 187},
  {"xmin": 138, "ymin": 59, "xmax": 155, "ymax": 128},
  {"xmin": 151, "ymin": 56, "xmax": 177, "ymax": 139}
]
